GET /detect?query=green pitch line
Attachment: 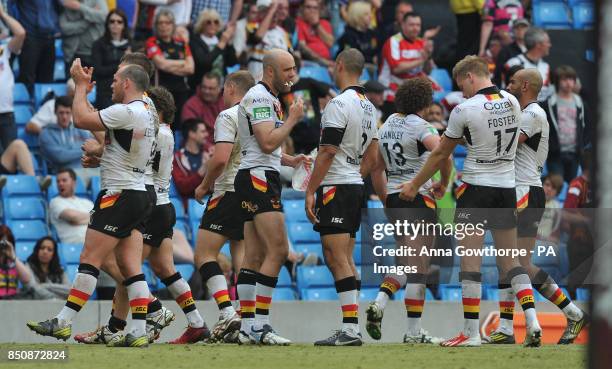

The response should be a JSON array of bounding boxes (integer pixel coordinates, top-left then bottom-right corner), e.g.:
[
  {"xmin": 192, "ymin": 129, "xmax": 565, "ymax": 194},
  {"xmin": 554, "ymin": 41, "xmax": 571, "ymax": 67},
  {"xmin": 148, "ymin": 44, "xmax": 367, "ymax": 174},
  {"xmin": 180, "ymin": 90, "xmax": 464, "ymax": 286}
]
[{"xmin": 0, "ymin": 343, "xmax": 586, "ymax": 369}]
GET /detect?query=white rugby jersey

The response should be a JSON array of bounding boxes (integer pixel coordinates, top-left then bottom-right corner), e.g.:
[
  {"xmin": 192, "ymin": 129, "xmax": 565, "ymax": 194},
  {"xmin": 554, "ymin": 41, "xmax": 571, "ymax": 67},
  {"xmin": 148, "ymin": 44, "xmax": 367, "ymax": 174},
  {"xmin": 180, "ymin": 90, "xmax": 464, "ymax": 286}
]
[
  {"xmin": 142, "ymin": 93, "xmax": 160, "ymax": 187},
  {"xmin": 213, "ymin": 104, "xmax": 241, "ymax": 193},
  {"xmin": 99, "ymin": 100, "xmax": 157, "ymax": 192},
  {"xmin": 320, "ymin": 86, "xmax": 378, "ymax": 186},
  {"xmin": 504, "ymin": 54, "xmax": 552, "ymax": 100},
  {"xmin": 152, "ymin": 124, "xmax": 175, "ymax": 205},
  {"xmin": 515, "ymin": 102, "xmax": 549, "ymax": 187},
  {"xmin": 444, "ymin": 87, "xmax": 521, "ymax": 188},
  {"xmin": 379, "ymin": 113, "xmax": 438, "ymax": 194},
  {"xmin": 237, "ymin": 82, "xmax": 284, "ymax": 172}
]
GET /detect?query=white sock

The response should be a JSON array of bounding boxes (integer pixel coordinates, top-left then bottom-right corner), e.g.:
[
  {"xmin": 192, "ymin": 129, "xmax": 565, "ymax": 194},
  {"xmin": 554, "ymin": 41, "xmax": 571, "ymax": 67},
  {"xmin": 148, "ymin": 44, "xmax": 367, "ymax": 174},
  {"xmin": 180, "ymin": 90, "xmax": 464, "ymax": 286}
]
[
  {"xmin": 165, "ymin": 274, "xmax": 204, "ymax": 328},
  {"xmin": 126, "ymin": 279, "xmax": 150, "ymax": 336},
  {"xmin": 57, "ymin": 267, "xmax": 98, "ymax": 324}
]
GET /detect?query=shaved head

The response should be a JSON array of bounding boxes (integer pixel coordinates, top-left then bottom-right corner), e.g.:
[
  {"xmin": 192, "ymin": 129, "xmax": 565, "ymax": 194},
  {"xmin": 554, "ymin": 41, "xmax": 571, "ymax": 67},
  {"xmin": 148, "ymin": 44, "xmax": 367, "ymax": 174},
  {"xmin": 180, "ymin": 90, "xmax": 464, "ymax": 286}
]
[
  {"xmin": 263, "ymin": 49, "xmax": 294, "ymax": 71},
  {"xmin": 516, "ymin": 68, "xmax": 543, "ymax": 95},
  {"xmin": 262, "ymin": 48, "xmax": 298, "ymax": 94}
]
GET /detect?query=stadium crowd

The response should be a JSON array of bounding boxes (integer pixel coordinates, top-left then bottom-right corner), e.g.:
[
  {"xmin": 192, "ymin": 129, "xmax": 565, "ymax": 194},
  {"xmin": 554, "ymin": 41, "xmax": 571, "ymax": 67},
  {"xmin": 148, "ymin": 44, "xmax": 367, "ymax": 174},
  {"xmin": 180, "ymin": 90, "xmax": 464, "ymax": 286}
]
[{"xmin": 0, "ymin": 0, "xmax": 592, "ymax": 320}]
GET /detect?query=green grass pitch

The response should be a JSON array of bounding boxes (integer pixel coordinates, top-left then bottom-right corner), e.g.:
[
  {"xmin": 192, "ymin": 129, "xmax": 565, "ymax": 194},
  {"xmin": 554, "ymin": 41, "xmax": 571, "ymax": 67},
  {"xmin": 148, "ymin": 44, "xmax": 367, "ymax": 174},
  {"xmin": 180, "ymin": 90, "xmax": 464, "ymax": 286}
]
[{"xmin": 0, "ymin": 343, "xmax": 586, "ymax": 369}]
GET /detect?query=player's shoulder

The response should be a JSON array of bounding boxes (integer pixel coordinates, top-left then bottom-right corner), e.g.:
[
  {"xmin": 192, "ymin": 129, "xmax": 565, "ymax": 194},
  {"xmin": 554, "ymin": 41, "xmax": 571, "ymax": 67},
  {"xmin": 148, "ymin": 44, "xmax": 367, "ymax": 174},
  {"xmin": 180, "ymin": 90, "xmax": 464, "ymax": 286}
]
[
  {"xmin": 242, "ymin": 84, "xmax": 273, "ymax": 104},
  {"xmin": 523, "ymin": 102, "xmax": 547, "ymax": 119},
  {"xmin": 217, "ymin": 105, "xmax": 240, "ymax": 124}
]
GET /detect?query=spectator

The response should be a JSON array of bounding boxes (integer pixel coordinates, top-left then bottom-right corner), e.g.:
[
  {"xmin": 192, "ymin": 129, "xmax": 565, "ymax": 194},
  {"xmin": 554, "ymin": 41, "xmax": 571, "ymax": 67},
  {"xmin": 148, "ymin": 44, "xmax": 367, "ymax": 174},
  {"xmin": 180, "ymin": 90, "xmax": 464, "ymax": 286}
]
[
  {"xmin": 484, "ymin": 34, "xmax": 502, "ymax": 77},
  {"xmin": 91, "ymin": 9, "xmax": 132, "ymax": 110},
  {"xmin": 233, "ymin": 2, "xmax": 259, "ymax": 63},
  {"xmin": 23, "ymin": 237, "xmax": 70, "ymax": 299},
  {"xmin": 425, "ymin": 101, "xmax": 446, "ymax": 127},
  {"xmin": 246, "ymin": 0, "xmax": 291, "ymax": 81},
  {"xmin": 172, "ymin": 119, "xmax": 212, "ymax": 203},
  {"xmin": 542, "ymin": 65, "xmax": 587, "ymax": 183},
  {"xmin": 277, "ymin": 0, "xmax": 295, "ymax": 35},
  {"xmin": 181, "ymin": 72, "xmax": 224, "ymax": 148},
  {"xmin": 379, "ymin": 12, "xmax": 430, "ymax": 120},
  {"xmin": 190, "ymin": 0, "xmax": 244, "ymax": 26},
  {"xmin": 49, "ymin": 168, "xmax": 93, "ymax": 245},
  {"xmin": 0, "ymin": 3, "xmax": 25, "ymax": 152},
  {"xmin": 563, "ymin": 147, "xmax": 593, "ymax": 296},
  {"xmin": 11, "ymin": 0, "xmax": 60, "ymax": 92},
  {"xmin": 189, "ymin": 9, "xmax": 238, "ymax": 90},
  {"xmin": 25, "ymin": 79, "xmax": 76, "ymax": 135},
  {"xmin": 537, "ymin": 173, "xmax": 564, "ymax": 242},
  {"xmin": 363, "ymin": 80, "xmax": 386, "ymax": 128},
  {"xmin": 140, "ymin": 0, "xmax": 192, "ymax": 40},
  {"xmin": 0, "ymin": 225, "xmax": 30, "ymax": 299},
  {"xmin": 59, "ymin": 0, "xmax": 108, "ymax": 70},
  {"xmin": 296, "ymin": 0, "xmax": 334, "ymax": 66},
  {"xmin": 39, "ymin": 96, "xmax": 93, "ymax": 174},
  {"xmin": 503, "ymin": 27, "xmax": 552, "ymax": 100},
  {"xmin": 478, "ymin": 0, "xmax": 524, "ymax": 57},
  {"xmin": 450, "ymin": 0, "xmax": 484, "ymax": 60},
  {"xmin": 378, "ymin": 0, "xmax": 413, "ymax": 48},
  {"xmin": 146, "ymin": 9, "xmax": 195, "ymax": 129},
  {"xmin": 279, "ymin": 55, "xmax": 335, "ymax": 154},
  {"xmin": 493, "ymin": 18, "xmax": 529, "ymax": 87},
  {"xmin": 337, "ymin": 1, "xmax": 378, "ymax": 69},
  {"xmin": 0, "ymin": 138, "xmax": 35, "ymax": 176}
]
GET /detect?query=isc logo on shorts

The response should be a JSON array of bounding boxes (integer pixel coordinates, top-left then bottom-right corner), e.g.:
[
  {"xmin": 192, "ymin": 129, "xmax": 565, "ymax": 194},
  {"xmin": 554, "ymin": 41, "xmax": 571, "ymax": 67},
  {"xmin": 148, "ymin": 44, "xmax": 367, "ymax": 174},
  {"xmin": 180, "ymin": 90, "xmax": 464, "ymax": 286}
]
[
  {"xmin": 143, "ymin": 233, "xmax": 152, "ymax": 240},
  {"xmin": 104, "ymin": 225, "xmax": 118, "ymax": 232},
  {"xmin": 209, "ymin": 224, "xmax": 223, "ymax": 231},
  {"xmin": 331, "ymin": 217, "xmax": 344, "ymax": 224}
]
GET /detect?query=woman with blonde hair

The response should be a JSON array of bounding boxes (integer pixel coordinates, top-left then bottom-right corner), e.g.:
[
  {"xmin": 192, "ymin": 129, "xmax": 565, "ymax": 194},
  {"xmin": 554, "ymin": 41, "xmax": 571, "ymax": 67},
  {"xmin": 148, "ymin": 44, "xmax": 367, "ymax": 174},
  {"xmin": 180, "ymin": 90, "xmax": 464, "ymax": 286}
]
[
  {"xmin": 337, "ymin": 1, "xmax": 379, "ymax": 69},
  {"xmin": 189, "ymin": 9, "xmax": 238, "ymax": 90}
]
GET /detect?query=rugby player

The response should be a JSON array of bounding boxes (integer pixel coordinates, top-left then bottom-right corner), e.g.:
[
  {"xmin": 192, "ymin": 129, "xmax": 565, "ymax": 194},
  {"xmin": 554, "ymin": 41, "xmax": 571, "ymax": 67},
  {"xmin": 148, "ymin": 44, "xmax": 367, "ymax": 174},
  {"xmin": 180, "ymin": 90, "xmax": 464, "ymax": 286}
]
[
  {"xmin": 486, "ymin": 68, "xmax": 587, "ymax": 344},
  {"xmin": 193, "ymin": 71, "xmax": 256, "ymax": 343},
  {"xmin": 365, "ymin": 78, "xmax": 452, "ymax": 344},
  {"xmin": 305, "ymin": 48, "xmax": 379, "ymax": 346},
  {"xmin": 398, "ymin": 56, "xmax": 542, "ymax": 347},
  {"xmin": 234, "ymin": 49, "xmax": 307, "ymax": 345},
  {"xmin": 27, "ymin": 60, "xmax": 157, "ymax": 347}
]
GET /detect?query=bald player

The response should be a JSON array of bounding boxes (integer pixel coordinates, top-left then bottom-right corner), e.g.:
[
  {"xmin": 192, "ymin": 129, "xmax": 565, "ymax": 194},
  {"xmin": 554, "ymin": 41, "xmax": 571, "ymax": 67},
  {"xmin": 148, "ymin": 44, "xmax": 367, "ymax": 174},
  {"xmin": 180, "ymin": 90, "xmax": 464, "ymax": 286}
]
[
  {"xmin": 487, "ymin": 68, "xmax": 587, "ymax": 345},
  {"xmin": 234, "ymin": 49, "xmax": 308, "ymax": 345}
]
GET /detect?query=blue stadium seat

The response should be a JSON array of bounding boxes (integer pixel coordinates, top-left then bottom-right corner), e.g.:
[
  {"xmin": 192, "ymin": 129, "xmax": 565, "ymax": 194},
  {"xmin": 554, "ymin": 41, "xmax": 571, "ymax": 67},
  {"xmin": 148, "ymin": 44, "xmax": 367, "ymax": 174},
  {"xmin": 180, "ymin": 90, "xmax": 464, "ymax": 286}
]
[
  {"xmin": 14, "ymin": 105, "xmax": 32, "ymax": 125},
  {"xmin": 5, "ymin": 197, "xmax": 45, "ymax": 220},
  {"xmin": 359, "ymin": 288, "xmax": 379, "ymax": 301},
  {"xmin": 288, "ymin": 222, "xmax": 320, "ymax": 244},
  {"xmin": 142, "ymin": 264, "xmax": 159, "ymax": 291},
  {"xmin": 188, "ymin": 198, "xmax": 205, "ymax": 223},
  {"xmin": 481, "ymin": 266, "xmax": 499, "ymax": 286},
  {"xmin": 169, "ymin": 180, "xmax": 179, "ymax": 198},
  {"xmin": 353, "ymin": 243, "xmax": 362, "ymax": 265},
  {"xmin": 175, "ymin": 264, "xmax": 195, "ymax": 281},
  {"xmin": 190, "ymin": 220, "xmax": 200, "ymax": 244},
  {"xmin": 278, "ymin": 267, "xmax": 293, "ymax": 287},
  {"xmin": 300, "ymin": 64, "xmax": 333, "ymax": 85},
  {"xmin": 540, "ymin": 266, "xmax": 563, "ymax": 283},
  {"xmin": 15, "ymin": 242, "xmax": 35, "ymax": 261},
  {"xmin": 90, "ymin": 176, "xmax": 101, "ymax": 201},
  {"xmin": 302, "ymin": 287, "xmax": 337, "ymax": 301},
  {"xmin": 367, "ymin": 200, "xmax": 383, "ymax": 209},
  {"xmin": 219, "ymin": 242, "xmax": 230, "ymax": 256},
  {"xmin": 576, "ymin": 288, "xmax": 589, "ymax": 301},
  {"xmin": 87, "ymin": 86, "xmax": 96, "ymax": 104},
  {"xmin": 440, "ymin": 266, "xmax": 460, "ymax": 285},
  {"xmin": 294, "ymin": 243, "xmax": 324, "ymax": 261},
  {"xmin": 532, "ymin": 2, "xmax": 572, "ymax": 29},
  {"xmin": 273, "ymin": 287, "xmax": 297, "ymax": 300},
  {"xmin": 572, "ymin": 3, "xmax": 594, "ymax": 29},
  {"xmin": 8, "ymin": 220, "xmax": 48, "ymax": 242},
  {"xmin": 174, "ymin": 219, "xmax": 190, "ymax": 240},
  {"xmin": 17, "ymin": 127, "xmax": 39, "ymax": 151},
  {"xmin": 557, "ymin": 181, "xmax": 568, "ymax": 203},
  {"xmin": 171, "ymin": 197, "xmax": 186, "ymax": 220},
  {"xmin": 484, "ymin": 286, "xmax": 499, "ymax": 301},
  {"xmin": 454, "ymin": 157, "xmax": 465, "ymax": 171},
  {"xmin": 60, "ymin": 244, "xmax": 83, "ymax": 264},
  {"xmin": 281, "ymin": 188, "xmax": 305, "ymax": 200},
  {"xmin": 34, "ymin": 83, "xmax": 67, "ymax": 108},
  {"xmin": 13, "ymin": 83, "xmax": 31, "ymax": 104},
  {"xmin": 65, "ymin": 263, "xmax": 78, "ymax": 282},
  {"xmin": 439, "ymin": 284, "xmax": 462, "ymax": 301},
  {"xmin": 1, "ymin": 175, "xmax": 41, "ymax": 198},
  {"xmin": 53, "ymin": 60, "xmax": 66, "ymax": 82},
  {"xmin": 55, "ymin": 39, "xmax": 63, "ymax": 58},
  {"xmin": 47, "ymin": 175, "xmax": 88, "ymax": 201},
  {"xmin": 297, "ymin": 265, "xmax": 334, "ymax": 293},
  {"xmin": 284, "ymin": 199, "xmax": 308, "ymax": 223},
  {"xmin": 430, "ymin": 68, "xmax": 452, "ymax": 92},
  {"xmin": 454, "ymin": 145, "xmax": 467, "ymax": 158},
  {"xmin": 226, "ymin": 64, "xmax": 240, "ymax": 75},
  {"xmin": 359, "ymin": 68, "xmax": 371, "ymax": 82}
]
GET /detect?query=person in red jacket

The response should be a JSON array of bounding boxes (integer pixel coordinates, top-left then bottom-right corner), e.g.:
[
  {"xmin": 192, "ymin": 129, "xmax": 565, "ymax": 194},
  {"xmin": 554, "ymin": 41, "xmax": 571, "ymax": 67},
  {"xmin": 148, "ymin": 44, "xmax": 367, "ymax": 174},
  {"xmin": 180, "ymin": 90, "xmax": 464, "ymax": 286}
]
[
  {"xmin": 181, "ymin": 72, "xmax": 225, "ymax": 149},
  {"xmin": 172, "ymin": 118, "xmax": 213, "ymax": 204}
]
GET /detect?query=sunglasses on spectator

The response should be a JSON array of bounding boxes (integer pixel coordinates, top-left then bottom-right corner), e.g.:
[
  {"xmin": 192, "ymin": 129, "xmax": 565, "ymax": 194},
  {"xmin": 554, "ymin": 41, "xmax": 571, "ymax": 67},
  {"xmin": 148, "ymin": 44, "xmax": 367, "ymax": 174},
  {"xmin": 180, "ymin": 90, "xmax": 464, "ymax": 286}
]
[
  {"xmin": 157, "ymin": 20, "xmax": 172, "ymax": 25},
  {"xmin": 109, "ymin": 19, "xmax": 124, "ymax": 25},
  {"xmin": 206, "ymin": 19, "xmax": 221, "ymax": 25}
]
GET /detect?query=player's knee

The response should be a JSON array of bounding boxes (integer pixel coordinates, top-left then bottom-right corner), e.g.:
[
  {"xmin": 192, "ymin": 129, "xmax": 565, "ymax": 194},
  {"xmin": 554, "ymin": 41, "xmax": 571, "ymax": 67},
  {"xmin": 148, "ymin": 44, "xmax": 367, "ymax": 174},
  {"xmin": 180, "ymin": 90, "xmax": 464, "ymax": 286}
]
[{"xmin": 10, "ymin": 139, "xmax": 28, "ymax": 152}]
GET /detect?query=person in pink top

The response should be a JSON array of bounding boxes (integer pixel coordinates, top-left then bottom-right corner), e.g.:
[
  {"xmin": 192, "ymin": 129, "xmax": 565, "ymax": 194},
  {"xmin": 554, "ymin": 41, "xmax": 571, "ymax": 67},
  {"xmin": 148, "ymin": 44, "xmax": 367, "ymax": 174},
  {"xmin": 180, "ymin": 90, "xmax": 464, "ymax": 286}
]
[
  {"xmin": 479, "ymin": 0, "xmax": 524, "ymax": 57},
  {"xmin": 0, "ymin": 225, "xmax": 31, "ymax": 299}
]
